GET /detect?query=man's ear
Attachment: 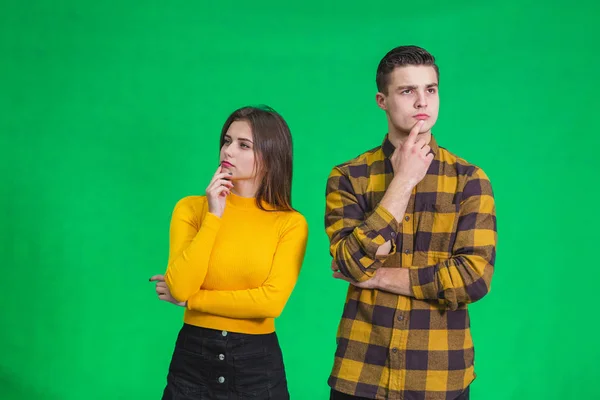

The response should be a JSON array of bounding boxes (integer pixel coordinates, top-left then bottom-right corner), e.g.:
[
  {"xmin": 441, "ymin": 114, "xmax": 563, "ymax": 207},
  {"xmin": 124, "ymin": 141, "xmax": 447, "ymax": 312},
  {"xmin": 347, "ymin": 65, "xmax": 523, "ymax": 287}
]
[{"xmin": 375, "ymin": 92, "xmax": 387, "ymax": 111}]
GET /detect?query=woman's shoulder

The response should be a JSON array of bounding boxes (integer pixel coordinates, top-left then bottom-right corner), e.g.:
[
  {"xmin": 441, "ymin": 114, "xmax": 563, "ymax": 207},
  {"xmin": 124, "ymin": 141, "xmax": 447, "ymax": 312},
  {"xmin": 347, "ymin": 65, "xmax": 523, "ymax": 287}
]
[
  {"xmin": 277, "ymin": 208, "xmax": 308, "ymax": 234},
  {"xmin": 172, "ymin": 195, "xmax": 208, "ymax": 216}
]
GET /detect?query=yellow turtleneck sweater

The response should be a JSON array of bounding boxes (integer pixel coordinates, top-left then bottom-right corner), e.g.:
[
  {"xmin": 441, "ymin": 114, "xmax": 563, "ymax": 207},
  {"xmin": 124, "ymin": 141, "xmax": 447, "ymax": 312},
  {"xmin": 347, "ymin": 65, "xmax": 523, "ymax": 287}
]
[{"xmin": 164, "ymin": 193, "xmax": 308, "ymax": 334}]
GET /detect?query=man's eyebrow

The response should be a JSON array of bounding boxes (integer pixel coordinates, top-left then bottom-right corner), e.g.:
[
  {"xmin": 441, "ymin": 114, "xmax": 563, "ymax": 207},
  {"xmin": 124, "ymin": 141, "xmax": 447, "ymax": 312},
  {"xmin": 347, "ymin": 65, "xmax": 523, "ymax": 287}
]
[{"xmin": 396, "ymin": 83, "xmax": 438, "ymax": 90}]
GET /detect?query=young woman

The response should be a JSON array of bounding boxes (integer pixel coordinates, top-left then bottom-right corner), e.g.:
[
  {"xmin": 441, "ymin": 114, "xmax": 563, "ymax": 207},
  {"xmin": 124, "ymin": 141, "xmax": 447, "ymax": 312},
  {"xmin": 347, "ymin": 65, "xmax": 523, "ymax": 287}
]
[{"xmin": 149, "ymin": 106, "xmax": 308, "ymax": 399}]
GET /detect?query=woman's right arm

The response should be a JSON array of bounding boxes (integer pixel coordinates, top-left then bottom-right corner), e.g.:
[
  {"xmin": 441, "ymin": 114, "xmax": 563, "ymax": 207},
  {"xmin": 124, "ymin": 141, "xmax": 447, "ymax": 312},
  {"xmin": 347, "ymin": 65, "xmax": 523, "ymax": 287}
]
[
  {"xmin": 164, "ymin": 167, "xmax": 233, "ymax": 302},
  {"xmin": 163, "ymin": 197, "xmax": 222, "ymax": 302}
]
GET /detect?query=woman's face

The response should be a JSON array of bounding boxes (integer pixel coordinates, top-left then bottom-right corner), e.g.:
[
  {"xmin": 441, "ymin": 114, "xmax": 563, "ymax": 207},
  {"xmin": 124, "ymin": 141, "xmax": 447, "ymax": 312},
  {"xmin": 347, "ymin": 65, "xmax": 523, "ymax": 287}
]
[{"xmin": 219, "ymin": 120, "xmax": 259, "ymax": 181}]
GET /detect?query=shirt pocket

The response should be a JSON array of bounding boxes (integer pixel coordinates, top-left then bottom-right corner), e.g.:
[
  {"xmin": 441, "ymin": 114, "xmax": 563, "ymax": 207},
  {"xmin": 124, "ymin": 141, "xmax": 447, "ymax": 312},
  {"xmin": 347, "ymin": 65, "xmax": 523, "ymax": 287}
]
[{"xmin": 414, "ymin": 202, "xmax": 459, "ymax": 262}]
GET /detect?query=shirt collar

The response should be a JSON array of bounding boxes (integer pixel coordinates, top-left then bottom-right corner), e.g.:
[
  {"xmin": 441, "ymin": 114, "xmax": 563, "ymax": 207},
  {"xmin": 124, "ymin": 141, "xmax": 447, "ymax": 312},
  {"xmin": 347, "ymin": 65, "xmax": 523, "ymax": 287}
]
[{"xmin": 381, "ymin": 133, "xmax": 440, "ymax": 159}]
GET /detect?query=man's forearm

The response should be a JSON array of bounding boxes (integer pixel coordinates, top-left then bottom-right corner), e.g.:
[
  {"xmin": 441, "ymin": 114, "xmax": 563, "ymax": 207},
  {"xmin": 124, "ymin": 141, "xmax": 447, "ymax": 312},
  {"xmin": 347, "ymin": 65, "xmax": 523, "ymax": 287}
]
[
  {"xmin": 379, "ymin": 178, "xmax": 414, "ymax": 223},
  {"xmin": 371, "ymin": 179, "xmax": 415, "ymax": 292},
  {"xmin": 374, "ymin": 178, "xmax": 414, "ymax": 259},
  {"xmin": 373, "ymin": 268, "xmax": 414, "ymax": 296}
]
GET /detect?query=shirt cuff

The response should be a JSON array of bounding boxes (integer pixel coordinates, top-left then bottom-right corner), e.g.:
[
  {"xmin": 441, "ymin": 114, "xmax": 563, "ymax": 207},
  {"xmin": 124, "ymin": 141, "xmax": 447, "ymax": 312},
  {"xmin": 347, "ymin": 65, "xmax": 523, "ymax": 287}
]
[
  {"xmin": 202, "ymin": 212, "xmax": 222, "ymax": 231},
  {"xmin": 361, "ymin": 204, "xmax": 400, "ymax": 257},
  {"xmin": 187, "ymin": 290, "xmax": 206, "ymax": 312}
]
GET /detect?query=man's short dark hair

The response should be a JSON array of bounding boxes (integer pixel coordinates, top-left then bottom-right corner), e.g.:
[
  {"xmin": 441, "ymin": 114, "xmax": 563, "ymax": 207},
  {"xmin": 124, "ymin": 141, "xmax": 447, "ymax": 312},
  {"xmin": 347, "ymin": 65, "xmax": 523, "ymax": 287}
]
[{"xmin": 376, "ymin": 45, "xmax": 439, "ymax": 95}]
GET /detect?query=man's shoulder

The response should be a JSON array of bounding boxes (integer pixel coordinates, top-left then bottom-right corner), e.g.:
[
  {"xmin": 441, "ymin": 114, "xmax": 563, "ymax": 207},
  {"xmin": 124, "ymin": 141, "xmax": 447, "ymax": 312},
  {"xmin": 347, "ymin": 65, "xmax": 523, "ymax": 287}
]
[
  {"xmin": 437, "ymin": 145, "xmax": 490, "ymax": 181},
  {"xmin": 330, "ymin": 144, "xmax": 384, "ymax": 177}
]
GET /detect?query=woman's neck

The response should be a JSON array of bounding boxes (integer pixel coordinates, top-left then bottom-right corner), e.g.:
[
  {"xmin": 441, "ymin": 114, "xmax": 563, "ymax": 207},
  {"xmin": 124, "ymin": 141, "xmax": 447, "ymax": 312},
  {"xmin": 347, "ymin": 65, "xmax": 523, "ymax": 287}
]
[{"xmin": 230, "ymin": 178, "xmax": 259, "ymax": 198}]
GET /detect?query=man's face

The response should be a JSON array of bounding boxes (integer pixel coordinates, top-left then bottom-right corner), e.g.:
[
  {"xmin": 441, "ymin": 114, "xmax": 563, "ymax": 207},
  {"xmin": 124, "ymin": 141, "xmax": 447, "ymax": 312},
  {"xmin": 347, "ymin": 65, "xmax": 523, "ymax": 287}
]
[{"xmin": 376, "ymin": 65, "xmax": 439, "ymax": 135}]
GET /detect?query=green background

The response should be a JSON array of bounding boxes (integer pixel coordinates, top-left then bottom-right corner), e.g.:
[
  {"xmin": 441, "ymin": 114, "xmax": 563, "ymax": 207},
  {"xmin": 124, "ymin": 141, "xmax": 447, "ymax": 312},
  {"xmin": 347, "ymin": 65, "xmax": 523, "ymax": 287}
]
[{"xmin": 1, "ymin": 0, "xmax": 598, "ymax": 399}]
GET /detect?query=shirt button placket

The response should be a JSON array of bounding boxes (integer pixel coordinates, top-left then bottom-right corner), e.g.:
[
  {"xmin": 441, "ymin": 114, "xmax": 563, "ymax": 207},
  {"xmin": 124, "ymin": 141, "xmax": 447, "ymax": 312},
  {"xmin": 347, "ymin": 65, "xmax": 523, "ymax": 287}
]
[{"xmin": 401, "ymin": 211, "xmax": 414, "ymax": 259}]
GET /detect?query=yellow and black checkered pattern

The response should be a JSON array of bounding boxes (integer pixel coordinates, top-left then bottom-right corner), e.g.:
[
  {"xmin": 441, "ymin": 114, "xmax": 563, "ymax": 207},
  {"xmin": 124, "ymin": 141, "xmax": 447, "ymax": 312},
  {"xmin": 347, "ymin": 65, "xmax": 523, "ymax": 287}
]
[{"xmin": 325, "ymin": 135, "xmax": 496, "ymax": 400}]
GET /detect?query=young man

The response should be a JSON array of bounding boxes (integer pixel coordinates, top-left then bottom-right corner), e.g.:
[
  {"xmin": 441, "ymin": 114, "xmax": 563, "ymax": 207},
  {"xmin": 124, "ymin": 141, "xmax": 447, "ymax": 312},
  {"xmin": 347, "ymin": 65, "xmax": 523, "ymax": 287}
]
[{"xmin": 325, "ymin": 45, "xmax": 497, "ymax": 400}]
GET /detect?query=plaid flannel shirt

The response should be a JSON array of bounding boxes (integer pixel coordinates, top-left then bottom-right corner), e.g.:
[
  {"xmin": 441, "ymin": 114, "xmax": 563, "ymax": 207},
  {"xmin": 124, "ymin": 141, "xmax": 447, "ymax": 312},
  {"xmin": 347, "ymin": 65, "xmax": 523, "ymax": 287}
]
[{"xmin": 325, "ymin": 135, "xmax": 496, "ymax": 400}]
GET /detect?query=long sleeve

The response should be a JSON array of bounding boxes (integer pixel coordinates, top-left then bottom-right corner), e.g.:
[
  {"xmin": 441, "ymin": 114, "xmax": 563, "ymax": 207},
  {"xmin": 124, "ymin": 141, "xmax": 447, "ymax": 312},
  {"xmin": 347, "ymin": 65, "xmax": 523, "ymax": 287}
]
[
  {"xmin": 409, "ymin": 167, "xmax": 497, "ymax": 310},
  {"xmin": 187, "ymin": 213, "xmax": 308, "ymax": 319},
  {"xmin": 164, "ymin": 197, "xmax": 222, "ymax": 302},
  {"xmin": 325, "ymin": 167, "xmax": 400, "ymax": 283}
]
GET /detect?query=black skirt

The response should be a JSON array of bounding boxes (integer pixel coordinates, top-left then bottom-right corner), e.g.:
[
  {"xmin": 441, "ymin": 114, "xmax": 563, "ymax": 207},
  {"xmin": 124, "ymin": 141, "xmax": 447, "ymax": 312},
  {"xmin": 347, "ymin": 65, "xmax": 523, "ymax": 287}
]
[{"xmin": 162, "ymin": 323, "xmax": 290, "ymax": 400}]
